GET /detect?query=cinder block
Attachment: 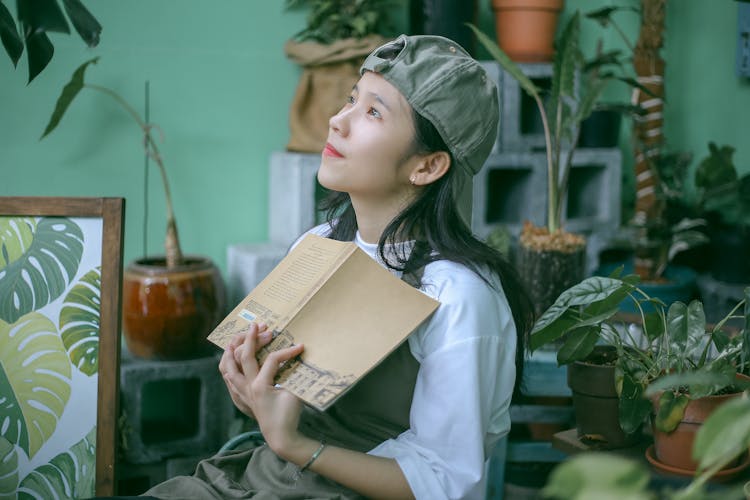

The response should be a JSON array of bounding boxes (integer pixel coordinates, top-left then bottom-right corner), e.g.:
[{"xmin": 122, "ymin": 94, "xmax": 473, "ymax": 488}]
[
  {"xmin": 499, "ymin": 62, "xmax": 554, "ymax": 152},
  {"xmin": 227, "ymin": 242, "xmax": 288, "ymax": 307},
  {"xmin": 269, "ymin": 152, "xmax": 323, "ymax": 247},
  {"xmin": 120, "ymin": 353, "xmax": 234, "ymax": 464}
]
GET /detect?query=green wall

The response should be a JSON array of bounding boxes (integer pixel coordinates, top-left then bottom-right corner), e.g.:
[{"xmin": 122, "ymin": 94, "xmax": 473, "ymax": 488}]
[{"xmin": 2, "ymin": 0, "xmax": 748, "ymax": 279}]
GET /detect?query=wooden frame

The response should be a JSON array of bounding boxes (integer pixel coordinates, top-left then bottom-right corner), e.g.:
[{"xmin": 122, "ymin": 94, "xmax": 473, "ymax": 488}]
[{"xmin": 0, "ymin": 197, "xmax": 124, "ymax": 496}]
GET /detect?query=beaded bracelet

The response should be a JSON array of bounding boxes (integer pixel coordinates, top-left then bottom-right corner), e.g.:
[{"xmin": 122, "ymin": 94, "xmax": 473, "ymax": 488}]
[{"xmin": 293, "ymin": 440, "xmax": 326, "ymax": 481}]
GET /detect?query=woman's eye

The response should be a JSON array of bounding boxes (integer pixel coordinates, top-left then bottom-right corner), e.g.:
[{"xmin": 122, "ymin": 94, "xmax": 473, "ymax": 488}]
[
  {"xmin": 346, "ymin": 95, "xmax": 355, "ymax": 105},
  {"xmin": 368, "ymin": 107, "xmax": 381, "ymax": 118}
]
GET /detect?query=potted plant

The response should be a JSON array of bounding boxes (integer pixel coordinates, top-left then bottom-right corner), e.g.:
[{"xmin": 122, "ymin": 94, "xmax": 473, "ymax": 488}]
[
  {"xmin": 41, "ymin": 58, "xmax": 225, "ymax": 360},
  {"xmin": 489, "ymin": 0, "xmax": 565, "ymax": 63},
  {"xmin": 469, "ymin": 13, "xmax": 637, "ymax": 317},
  {"xmin": 692, "ymin": 142, "xmax": 750, "ymax": 284},
  {"xmin": 530, "ymin": 272, "xmax": 750, "ymax": 471},
  {"xmin": 283, "ymin": 0, "xmax": 397, "ymax": 153}
]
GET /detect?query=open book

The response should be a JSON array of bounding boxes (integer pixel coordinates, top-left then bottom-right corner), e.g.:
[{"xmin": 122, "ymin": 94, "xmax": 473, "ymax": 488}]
[{"xmin": 207, "ymin": 233, "xmax": 439, "ymax": 411}]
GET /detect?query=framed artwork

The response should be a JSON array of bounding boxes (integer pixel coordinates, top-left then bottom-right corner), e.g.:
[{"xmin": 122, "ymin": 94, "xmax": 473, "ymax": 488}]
[{"xmin": 0, "ymin": 197, "xmax": 125, "ymax": 497}]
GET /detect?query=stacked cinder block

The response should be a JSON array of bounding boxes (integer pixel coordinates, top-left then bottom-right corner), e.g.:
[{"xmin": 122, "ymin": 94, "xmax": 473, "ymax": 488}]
[
  {"xmin": 474, "ymin": 61, "xmax": 623, "ymax": 272},
  {"xmin": 117, "ymin": 352, "xmax": 236, "ymax": 493}
]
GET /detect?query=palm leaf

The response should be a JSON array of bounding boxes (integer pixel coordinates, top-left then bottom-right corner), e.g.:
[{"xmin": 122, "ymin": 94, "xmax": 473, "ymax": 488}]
[
  {"xmin": 0, "ymin": 217, "xmax": 84, "ymax": 323},
  {"xmin": 60, "ymin": 267, "xmax": 101, "ymax": 376},
  {"xmin": 40, "ymin": 57, "xmax": 99, "ymax": 138},
  {"xmin": 18, "ymin": 426, "xmax": 96, "ymax": 499},
  {"xmin": 0, "ymin": 312, "xmax": 72, "ymax": 458}
]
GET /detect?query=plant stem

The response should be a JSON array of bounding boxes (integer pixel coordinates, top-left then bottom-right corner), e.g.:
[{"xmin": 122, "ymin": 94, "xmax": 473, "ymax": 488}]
[
  {"xmin": 87, "ymin": 84, "xmax": 184, "ymax": 268},
  {"xmin": 535, "ymin": 94, "xmax": 557, "ymax": 234}
]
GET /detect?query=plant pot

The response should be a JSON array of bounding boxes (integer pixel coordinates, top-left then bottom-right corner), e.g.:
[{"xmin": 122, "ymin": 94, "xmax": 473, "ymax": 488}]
[
  {"xmin": 597, "ymin": 262, "xmax": 697, "ymax": 314},
  {"xmin": 123, "ymin": 256, "xmax": 226, "ymax": 360},
  {"xmin": 650, "ymin": 376, "xmax": 749, "ymax": 472},
  {"xmin": 518, "ymin": 240, "xmax": 586, "ymax": 320},
  {"xmin": 410, "ymin": 0, "xmax": 478, "ymax": 56},
  {"xmin": 568, "ymin": 346, "xmax": 640, "ymax": 449},
  {"xmin": 577, "ymin": 109, "xmax": 621, "ymax": 148},
  {"xmin": 491, "ymin": 0, "xmax": 564, "ymax": 62}
]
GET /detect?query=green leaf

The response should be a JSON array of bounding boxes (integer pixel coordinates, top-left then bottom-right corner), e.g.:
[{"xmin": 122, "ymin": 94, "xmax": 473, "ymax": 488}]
[
  {"xmin": 0, "ymin": 217, "xmax": 84, "ymax": 323},
  {"xmin": 61, "ymin": 0, "xmax": 101, "ymax": 47},
  {"xmin": 618, "ymin": 371, "xmax": 650, "ymax": 435},
  {"xmin": 0, "ymin": 436, "xmax": 19, "ymax": 497},
  {"xmin": 646, "ymin": 370, "xmax": 735, "ymax": 399},
  {"xmin": 642, "ymin": 312, "xmax": 665, "ymax": 342},
  {"xmin": 19, "ymin": 425, "xmax": 96, "ymax": 498},
  {"xmin": 654, "ymin": 391, "xmax": 690, "ymax": 433},
  {"xmin": 0, "ymin": 1, "xmax": 23, "ymax": 67},
  {"xmin": 542, "ymin": 453, "xmax": 651, "ymax": 500},
  {"xmin": 0, "ymin": 312, "xmax": 71, "ymax": 458},
  {"xmin": 693, "ymin": 396, "xmax": 750, "ymax": 472},
  {"xmin": 744, "ymin": 287, "xmax": 750, "ymax": 365},
  {"xmin": 556, "ymin": 326, "xmax": 600, "ymax": 365},
  {"xmin": 17, "ymin": 0, "xmax": 70, "ymax": 34},
  {"xmin": 25, "ymin": 28, "xmax": 54, "ymax": 83},
  {"xmin": 529, "ymin": 308, "xmax": 578, "ymax": 352},
  {"xmin": 466, "ymin": 23, "xmax": 541, "ymax": 100},
  {"xmin": 41, "ymin": 56, "xmax": 99, "ymax": 138},
  {"xmin": 60, "ymin": 267, "xmax": 101, "ymax": 376}
]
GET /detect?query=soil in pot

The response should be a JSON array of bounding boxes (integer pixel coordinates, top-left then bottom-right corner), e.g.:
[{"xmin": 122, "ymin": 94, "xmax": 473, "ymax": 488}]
[
  {"xmin": 568, "ymin": 346, "xmax": 641, "ymax": 449},
  {"xmin": 123, "ymin": 256, "xmax": 226, "ymax": 360}
]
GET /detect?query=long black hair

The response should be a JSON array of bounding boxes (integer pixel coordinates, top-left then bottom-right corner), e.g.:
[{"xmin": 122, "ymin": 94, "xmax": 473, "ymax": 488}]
[{"xmin": 319, "ymin": 108, "xmax": 534, "ymax": 398}]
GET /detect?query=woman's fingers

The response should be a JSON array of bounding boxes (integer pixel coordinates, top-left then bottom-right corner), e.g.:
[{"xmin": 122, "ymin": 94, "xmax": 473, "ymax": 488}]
[{"xmin": 255, "ymin": 343, "xmax": 305, "ymax": 387}]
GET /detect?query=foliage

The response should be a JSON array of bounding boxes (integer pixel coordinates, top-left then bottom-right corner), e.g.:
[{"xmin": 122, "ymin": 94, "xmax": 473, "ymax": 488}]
[
  {"xmin": 542, "ymin": 395, "xmax": 750, "ymax": 499},
  {"xmin": 285, "ymin": 0, "xmax": 396, "ymax": 44},
  {"xmin": 693, "ymin": 142, "xmax": 750, "ymax": 229},
  {"xmin": 530, "ymin": 271, "xmax": 750, "ymax": 435},
  {"xmin": 41, "ymin": 57, "xmax": 185, "ymax": 267},
  {"xmin": 0, "ymin": 0, "xmax": 101, "ymax": 82},
  {"xmin": 470, "ymin": 12, "xmax": 638, "ymax": 235}
]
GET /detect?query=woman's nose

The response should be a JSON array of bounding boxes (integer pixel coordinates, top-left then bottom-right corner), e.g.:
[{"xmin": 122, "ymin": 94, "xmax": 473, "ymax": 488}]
[{"xmin": 329, "ymin": 106, "xmax": 350, "ymax": 136}]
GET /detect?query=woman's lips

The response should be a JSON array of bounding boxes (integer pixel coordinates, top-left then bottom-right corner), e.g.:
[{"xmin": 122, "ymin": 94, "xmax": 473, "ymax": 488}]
[{"xmin": 323, "ymin": 143, "xmax": 344, "ymax": 158}]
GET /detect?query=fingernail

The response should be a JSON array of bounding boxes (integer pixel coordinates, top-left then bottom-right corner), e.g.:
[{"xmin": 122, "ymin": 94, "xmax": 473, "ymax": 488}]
[
  {"xmin": 257, "ymin": 322, "xmax": 267, "ymax": 330},
  {"xmin": 259, "ymin": 331, "xmax": 271, "ymax": 341}
]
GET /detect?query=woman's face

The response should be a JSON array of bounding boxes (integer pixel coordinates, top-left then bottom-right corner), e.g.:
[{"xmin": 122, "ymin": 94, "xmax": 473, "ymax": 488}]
[{"xmin": 318, "ymin": 71, "xmax": 420, "ymax": 206}]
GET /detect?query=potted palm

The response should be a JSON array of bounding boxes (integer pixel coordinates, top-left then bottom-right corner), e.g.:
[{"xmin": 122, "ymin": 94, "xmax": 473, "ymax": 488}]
[
  {"xmin": 531, "ymin": 271, "xmax": 750, "ymax": 472},
  {"xmin": 42, "ymin": 58, "xmax": 225, "ymax": 360},
  {"xmin": 470, "ymin": 12, "xmax": 635, "ymax": 316}
]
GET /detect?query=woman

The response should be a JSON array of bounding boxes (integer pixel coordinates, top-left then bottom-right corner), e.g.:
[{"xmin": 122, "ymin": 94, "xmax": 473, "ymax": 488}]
[{"xmin": 145, "ymin": 34, "xmax": 532, "ymax": 500}]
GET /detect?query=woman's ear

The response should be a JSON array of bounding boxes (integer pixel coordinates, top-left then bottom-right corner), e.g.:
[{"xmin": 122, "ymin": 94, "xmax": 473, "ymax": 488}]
[{"xmin": 411, "ymin": 151, "xmax": 451, "ymax": 186}]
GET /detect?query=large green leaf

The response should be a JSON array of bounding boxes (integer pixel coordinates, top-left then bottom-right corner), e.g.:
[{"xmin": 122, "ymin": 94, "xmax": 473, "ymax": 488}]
[
  {"xmin": 0, "ymin": 1, "xmax": 23, "ymax": 67},
  {"xmin": 0, "ymin": 217, "xmax": 84, "ymax": 323},
  {"xmin": 654, "ymin": 391, "xmax": 690, "ymax": 433},
  {"xmin": 18, "ymin": 426, "xmax": 96, "ymax": 499},
  {"xmin": 556, "ymin": 326, "xmax": 600, "ymax": 365},
  {"xmin": 693, "ymin": 396, "xmax": 750, "ymax": 472},
  {"xmin": 665, "ymin": 301, "xmax": 705, "ymax": 365},
  {"xmin": 542, "ymin": 453, "xmax": 651, "ymax": 500},
  {"xmin": 61, "ymin": 0, "xmax": 101, "ymax": 47},
  {"xmin": 0, "ymin": 313, "xmax": 71, "ymax": 458},
  {"xmin": 0, "ymin": 217, "xmax": 36, "ymax": 269},
  {"xmin": 618, "ymin": 370, "xmax": 650, "ymax": 435},
  {"xmin": 0, "ymin": 436, "xmax": 18, "ymax": 498},
  {"xmin": 60, "ymin": 267, "xmax": 101, "ymax": 376},
  {"xmin": 41, "ymin": 57, "xmax": 99, "ymax": 138}
]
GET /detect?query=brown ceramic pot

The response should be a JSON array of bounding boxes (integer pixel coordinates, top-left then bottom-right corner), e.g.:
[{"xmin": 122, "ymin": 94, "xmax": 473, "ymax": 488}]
[
  {"xmin": 568, "ymin": 346, "xmax": 641, "ymax": 449},
  {"xmin": 491, "ymin": 0, "xmax": 564, "ymax": 62},
  {"xmin": 123, "ymin": 256, "xmax": 226, "ymax": 360},
  {"xmin": 651, "ymin": 374, "xmax": 750, "ymax": 471}
]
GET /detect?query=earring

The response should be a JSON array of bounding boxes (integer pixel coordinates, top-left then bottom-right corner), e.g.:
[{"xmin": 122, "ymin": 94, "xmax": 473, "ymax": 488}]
[{"xmin": 410, "ymin": 176, "xmax": 416, "ymax": 185}]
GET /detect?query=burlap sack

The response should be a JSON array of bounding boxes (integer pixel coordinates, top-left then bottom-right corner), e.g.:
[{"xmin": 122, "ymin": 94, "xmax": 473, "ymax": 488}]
[{"xmin": 285, "ymin": 35, "xmax": 386, "ymax": 153}]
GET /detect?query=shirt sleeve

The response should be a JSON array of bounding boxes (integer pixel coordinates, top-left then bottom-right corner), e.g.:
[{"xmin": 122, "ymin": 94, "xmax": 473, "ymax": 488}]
[{"xmin": 368, "ymin": 262, "xmax": 517, "ymax": 500}]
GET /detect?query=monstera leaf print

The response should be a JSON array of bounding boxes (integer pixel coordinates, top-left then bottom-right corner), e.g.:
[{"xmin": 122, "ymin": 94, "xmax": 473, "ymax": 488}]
[
  {"xmin": 0, "ymin": 436, "xmax": 18, "ymax": 498},
  {"xmin": 17, "ymin": 426, "xmax": 96, "ymax": 499},
  {"xmin": 0, "ymin": 217, "xmax": 84, "ymax": 323},
  {"xmin": 0, "ymin": 313, "xmax": 71, "ymax": 459},
  {"xmin": 60, "ymin": 267, "xmax": 101, "ymax": 376}
]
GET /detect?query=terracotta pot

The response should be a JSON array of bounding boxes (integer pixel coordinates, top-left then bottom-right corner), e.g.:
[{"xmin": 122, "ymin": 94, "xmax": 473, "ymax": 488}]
[
  {"xmin": 568, "ymin": 346, "xmax": 641, "ymax": 449},
  {"xmin": 123, "ymin": 256, "xmax": 226, "ymax": 360},
  {"xmin": 491, "ymin": 0, "xmax": 564, "ymax": 62},
  {"xmin": 651, "ymin": 375, "xmax": 749, "ymax": 471}
]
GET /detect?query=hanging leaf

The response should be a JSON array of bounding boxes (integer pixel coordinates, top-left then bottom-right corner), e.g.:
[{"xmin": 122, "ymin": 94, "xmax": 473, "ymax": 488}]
[
  {"xmin": 60, "ymin": 267, "xmax": 101, "ymax": 376},
  {"xmin": 25, "ymin": 29, "xmax": 54, "ymax": 83},
  {"xmin": 0, "ymin": 312, "xmax": 72, "ymax": 458},
  {"xmin": 0, "ymin": 217, "xmax": 84, "ymax": 323},
  {"xmin": 0, "ymin": 2, "xmax": 23, "ymax": 66},
  {"xmin": 654, "ymin": 390, "xmax": 690, "ymax": 433},
  {"xmin": 61, "ymin": 0, "xmax": 101, "ymax": 47},
  {"xmin": 41, "ymin": 56, "xmax": 99, "ymax": 138},
  {"xmin": 18, "ymin": 426, "xmax": 96, "ymax": 499},
  {"xmin": 17, "ymin": 0, "xmax": 70, "ymax": 34},
  {"xmin": 556, "ymin": 325, "xmax": 600, "ymax": 365},
  {"xmin": 0, "ymin": 436, "xmax": 19, "ymax": 497}
]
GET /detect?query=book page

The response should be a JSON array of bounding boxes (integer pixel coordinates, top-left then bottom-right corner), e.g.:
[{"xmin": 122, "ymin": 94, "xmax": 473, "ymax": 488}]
[{"xmin": 208, "ymin": 234, "xmax": 354, "ymax": 348}]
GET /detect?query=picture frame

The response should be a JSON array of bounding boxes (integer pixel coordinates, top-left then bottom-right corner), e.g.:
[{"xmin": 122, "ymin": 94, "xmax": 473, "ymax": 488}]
[{"xmin": 0, "ymin": 196, "xmax": 125, "ymax": 497}]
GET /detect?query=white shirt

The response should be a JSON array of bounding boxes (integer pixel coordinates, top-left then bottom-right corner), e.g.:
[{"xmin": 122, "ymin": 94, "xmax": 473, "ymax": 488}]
[{"xmin": 303, "ymin": 224, "xmax": 517, "ymax": 500}]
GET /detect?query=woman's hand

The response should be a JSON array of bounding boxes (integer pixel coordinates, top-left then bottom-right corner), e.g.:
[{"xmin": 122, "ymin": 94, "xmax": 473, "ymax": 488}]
[{"xmin": 219, "ymin": 323, "xmax": 305, "ymax": 452}]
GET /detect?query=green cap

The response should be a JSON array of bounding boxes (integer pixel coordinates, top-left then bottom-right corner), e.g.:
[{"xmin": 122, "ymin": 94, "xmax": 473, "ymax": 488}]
[{"xmin": 361, "ymin": 34, "xmax": 499, "ymax": 181}]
